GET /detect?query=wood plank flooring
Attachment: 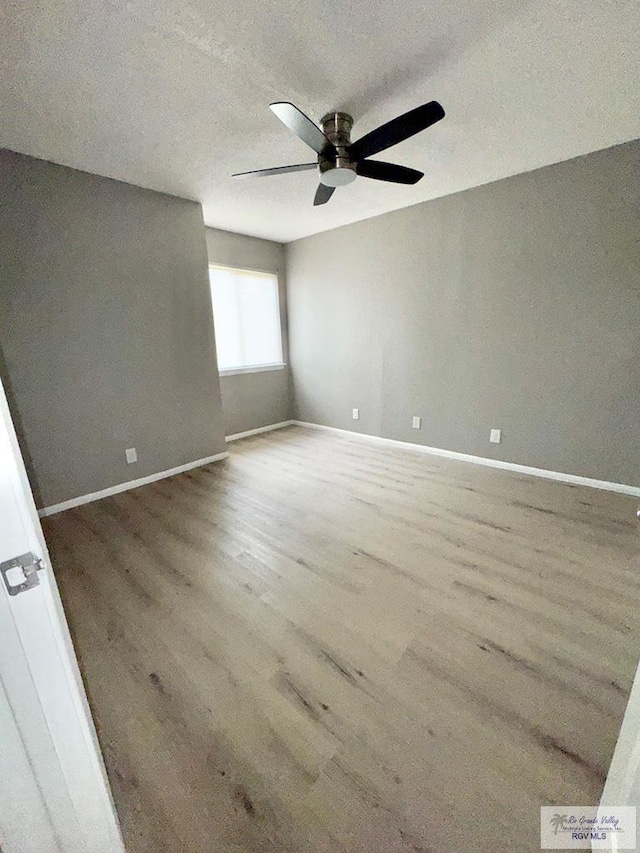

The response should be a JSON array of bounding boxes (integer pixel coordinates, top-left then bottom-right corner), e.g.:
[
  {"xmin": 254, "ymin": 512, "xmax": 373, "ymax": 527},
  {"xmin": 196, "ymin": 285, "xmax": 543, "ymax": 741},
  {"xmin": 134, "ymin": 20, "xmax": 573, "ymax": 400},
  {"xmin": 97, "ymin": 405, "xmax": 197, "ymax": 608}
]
[{"xmin": 43, "ymin": 426, "xmax": 640, "ymax": 853}]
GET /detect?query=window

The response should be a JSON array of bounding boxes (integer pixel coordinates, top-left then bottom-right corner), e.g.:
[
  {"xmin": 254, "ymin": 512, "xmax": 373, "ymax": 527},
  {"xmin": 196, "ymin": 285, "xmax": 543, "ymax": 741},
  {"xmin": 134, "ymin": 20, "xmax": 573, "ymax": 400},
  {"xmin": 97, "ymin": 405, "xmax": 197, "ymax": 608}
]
[{"xmin": 208, "ymin": 265, "xmax": 284, "ymax": 375}]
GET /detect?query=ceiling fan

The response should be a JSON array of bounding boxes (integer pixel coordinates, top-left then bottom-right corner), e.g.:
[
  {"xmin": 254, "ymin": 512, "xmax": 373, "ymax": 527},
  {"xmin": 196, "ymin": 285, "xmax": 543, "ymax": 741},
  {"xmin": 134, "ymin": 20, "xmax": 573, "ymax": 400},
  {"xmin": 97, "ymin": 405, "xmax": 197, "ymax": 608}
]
[{"xmin": 232, "ymin": 100, "xmax": 445, "ymax": 206}]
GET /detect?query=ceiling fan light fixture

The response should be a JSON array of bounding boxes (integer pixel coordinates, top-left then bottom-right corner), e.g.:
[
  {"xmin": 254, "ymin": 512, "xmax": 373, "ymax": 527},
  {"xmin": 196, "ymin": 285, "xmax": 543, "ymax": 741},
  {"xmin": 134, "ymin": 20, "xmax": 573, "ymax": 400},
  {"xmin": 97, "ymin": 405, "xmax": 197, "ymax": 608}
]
[{"xmin": 319, "ymin": 164, "xmax": 357, "ymax": 187}]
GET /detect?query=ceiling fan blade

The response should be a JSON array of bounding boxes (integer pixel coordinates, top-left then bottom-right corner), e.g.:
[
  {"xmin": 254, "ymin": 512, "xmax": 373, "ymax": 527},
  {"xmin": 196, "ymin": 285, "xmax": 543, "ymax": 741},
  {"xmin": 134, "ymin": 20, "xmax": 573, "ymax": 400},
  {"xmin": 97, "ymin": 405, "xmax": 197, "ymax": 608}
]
[
  {"xmin": 232, "ymin": 163, "xmax": 317, "ymax": 178},
  {"xmin": 356, "ymin": 160, "xmax": 424, "ymax": 185},
  {"xmin": 270, "ymin": 102, "xmax": 336, "ymax": 156},
  {"xmin": 349, "ymin": 101, "xmax": 445, "ymax": 161},
  {"xmin": 313, "ymin": 184, "xmax": 335, "ymax": 206}
]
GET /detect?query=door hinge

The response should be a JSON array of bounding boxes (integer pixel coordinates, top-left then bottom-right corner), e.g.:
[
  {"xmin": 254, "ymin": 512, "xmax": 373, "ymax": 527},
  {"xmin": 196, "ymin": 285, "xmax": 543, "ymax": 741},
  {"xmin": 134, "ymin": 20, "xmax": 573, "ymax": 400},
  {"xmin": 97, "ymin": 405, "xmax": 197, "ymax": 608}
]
[{"xmin": 1, "ymin": 552, "xmax": 45, "ymax": 596}]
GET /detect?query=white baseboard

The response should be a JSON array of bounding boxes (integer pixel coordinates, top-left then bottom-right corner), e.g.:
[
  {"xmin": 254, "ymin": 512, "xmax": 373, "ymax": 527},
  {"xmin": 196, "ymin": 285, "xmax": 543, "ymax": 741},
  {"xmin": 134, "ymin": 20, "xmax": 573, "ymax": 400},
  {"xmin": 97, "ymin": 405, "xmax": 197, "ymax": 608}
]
[
  {"xmin": 225, "ymin": 420, "xmax": 294, "ymax": 442},
  {"xmin": 291, "ymin": 421, "xmax": 640, "ymax": 498},
  {"xmin": 39, "ymin": 422, "xmax": 638, "ymax": 517},
  {"xmin": 38, "ymin": 451, "xmax": 229, "ymax": 517}
]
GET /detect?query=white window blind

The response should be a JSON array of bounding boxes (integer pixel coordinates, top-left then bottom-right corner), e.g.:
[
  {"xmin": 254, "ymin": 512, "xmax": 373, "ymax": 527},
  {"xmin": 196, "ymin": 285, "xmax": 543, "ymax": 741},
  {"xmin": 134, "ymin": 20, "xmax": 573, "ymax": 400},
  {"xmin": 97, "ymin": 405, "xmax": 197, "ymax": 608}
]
[{"xmin": 208, "ymin": 265, "xmax": 284, "ymax": 373}]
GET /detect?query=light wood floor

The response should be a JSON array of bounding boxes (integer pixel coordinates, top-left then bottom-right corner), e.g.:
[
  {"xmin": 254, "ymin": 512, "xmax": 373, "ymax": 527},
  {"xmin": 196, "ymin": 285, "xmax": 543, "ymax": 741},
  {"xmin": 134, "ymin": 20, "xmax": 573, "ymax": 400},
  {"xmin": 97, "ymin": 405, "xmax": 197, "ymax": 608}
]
[{"xmin": 43, "ymin": 426, "xmax": 640, "ymax": 853}]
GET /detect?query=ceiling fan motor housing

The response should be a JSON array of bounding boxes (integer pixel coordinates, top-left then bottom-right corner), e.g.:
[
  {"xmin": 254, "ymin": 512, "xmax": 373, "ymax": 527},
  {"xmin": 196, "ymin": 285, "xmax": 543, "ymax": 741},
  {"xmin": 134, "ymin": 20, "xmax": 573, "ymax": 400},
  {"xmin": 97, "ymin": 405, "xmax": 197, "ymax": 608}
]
[{"xmin": 319, "ymin": 112, "xmax": 357, "ymax": 186}]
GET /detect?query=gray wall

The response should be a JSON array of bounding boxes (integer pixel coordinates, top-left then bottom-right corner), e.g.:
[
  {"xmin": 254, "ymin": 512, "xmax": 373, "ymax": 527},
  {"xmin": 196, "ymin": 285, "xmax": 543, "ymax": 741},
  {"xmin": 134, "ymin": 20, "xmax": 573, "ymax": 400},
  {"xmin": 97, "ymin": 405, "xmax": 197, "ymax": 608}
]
[
  {"xmin": 0, "ymin": 150, "xmax": 226, "ymax": 508},
  {"xmin": 205, "ymin": 227, "xmax": 291, "ymax": 436},
  {"xmin": 286, "ymin": 140, "xmax": 640, "ymax": 485}
]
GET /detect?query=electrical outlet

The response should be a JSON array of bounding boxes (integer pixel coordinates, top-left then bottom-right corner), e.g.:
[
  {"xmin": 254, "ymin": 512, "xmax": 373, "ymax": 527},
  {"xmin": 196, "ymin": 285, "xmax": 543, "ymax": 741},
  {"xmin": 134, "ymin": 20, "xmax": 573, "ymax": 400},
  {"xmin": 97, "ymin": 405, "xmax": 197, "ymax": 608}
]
[
  {"xmin": 489, "ymin": 429, "xmax": 501, "ymax": 444},
  {"xmin": 352, "ymin": 408, "xmax": 360, "ymax": 420},
  {"xmin": 412, "ymin": 416, "xmax": 422, "ymax": 429},
  {"xmin": 125, "ymin": 447, "xmax": 138, "ymax": 464}
]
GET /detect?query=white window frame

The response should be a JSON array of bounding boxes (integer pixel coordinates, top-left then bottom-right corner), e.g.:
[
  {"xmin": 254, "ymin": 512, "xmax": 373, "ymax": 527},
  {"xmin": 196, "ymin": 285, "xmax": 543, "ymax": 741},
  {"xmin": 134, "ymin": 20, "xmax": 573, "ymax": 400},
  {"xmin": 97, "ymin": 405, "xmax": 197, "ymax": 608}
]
[{"xmin": 208, "ymin": 263, "xmax": 286, "ymax": 377}]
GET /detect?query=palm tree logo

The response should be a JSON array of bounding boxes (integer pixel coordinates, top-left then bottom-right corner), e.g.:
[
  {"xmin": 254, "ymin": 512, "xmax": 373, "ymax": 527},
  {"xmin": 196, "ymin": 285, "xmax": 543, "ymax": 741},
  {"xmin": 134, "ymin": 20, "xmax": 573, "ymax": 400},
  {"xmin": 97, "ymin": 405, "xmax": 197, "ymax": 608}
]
[{"xmin": 550, "ymin": 814, "xmax": 568, "ymax": 835}]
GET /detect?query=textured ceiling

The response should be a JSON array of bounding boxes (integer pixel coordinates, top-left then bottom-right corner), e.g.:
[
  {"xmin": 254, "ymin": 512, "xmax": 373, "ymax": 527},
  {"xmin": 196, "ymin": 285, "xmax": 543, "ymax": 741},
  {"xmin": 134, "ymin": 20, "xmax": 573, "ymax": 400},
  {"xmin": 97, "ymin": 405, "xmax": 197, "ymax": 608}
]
[{"xmin": 2, "ymin": 0, "xmax": 639, "ymax": 242}]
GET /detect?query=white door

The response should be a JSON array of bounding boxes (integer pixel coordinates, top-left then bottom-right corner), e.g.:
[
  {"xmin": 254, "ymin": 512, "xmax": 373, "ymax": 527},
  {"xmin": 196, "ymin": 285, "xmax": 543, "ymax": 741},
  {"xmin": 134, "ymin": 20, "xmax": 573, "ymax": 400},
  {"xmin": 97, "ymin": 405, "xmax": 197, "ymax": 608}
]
[{"xmin": 0, "ymin": 376, "xmax": 124, "ymax": 853}]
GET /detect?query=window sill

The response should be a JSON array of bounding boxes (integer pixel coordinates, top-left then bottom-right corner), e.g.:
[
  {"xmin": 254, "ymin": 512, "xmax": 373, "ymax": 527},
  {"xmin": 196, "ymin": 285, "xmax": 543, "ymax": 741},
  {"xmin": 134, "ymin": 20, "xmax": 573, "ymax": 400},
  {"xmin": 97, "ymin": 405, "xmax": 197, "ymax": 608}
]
[{"xmin": 219, "ymin": 364, "xmax": 287, "ymax": 377}]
